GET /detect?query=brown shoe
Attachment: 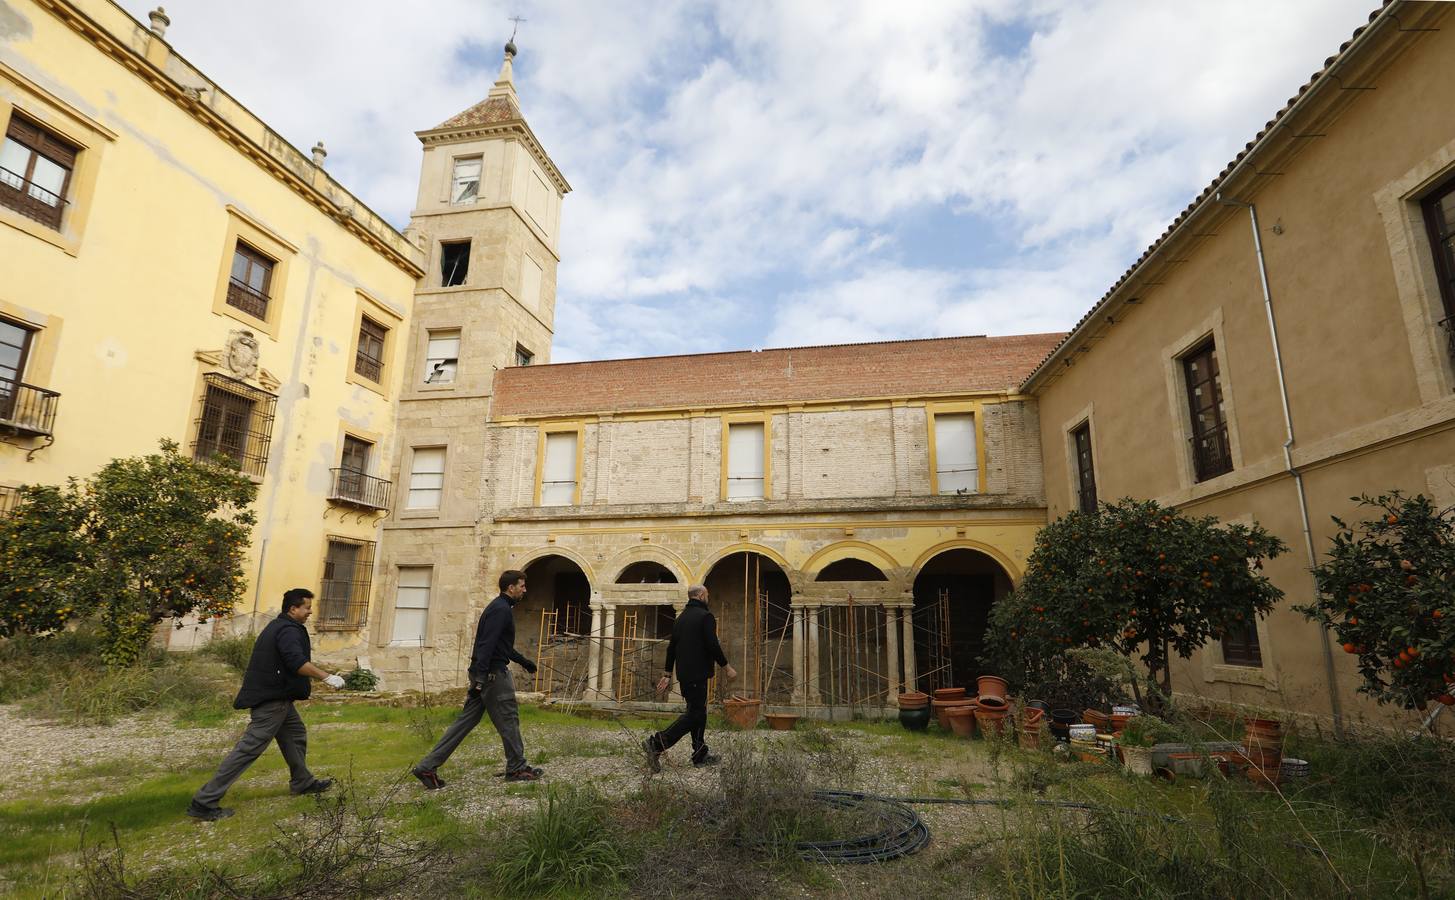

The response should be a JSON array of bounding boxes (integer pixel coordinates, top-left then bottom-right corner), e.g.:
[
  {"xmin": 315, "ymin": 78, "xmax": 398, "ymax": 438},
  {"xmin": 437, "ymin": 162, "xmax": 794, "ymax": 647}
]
[{"xmin": 504, "ymin": 767, "xmax": 543, "ymax": 782}]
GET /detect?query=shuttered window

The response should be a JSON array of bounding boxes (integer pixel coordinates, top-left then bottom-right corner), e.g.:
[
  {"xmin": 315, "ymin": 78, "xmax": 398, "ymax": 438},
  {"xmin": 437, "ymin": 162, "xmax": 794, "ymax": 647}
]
[
  {"xmin": 407, "ymin": 447, "xmax": 446, "ymax": 509},
  {"xmin": 1073, "ymin": 422, "xmax": 1097, "ymax": 514},
  {"xmin": 726, "ymin": 422, "xmax": 765, "ymax": 500},
  {"xmin": 423, "ymin": 330, "xmax": 459, "ymax": 384},
  {"xmin": 392, "ymin": 567, "xmax": 432, "ymax": 644},
  {"xmin": 540, "ymin": 431, "xmax": 578, "ymax": 506},
  {"xmin": 934, "ymin": 414, "xmax": 978, "ymax": 495}
]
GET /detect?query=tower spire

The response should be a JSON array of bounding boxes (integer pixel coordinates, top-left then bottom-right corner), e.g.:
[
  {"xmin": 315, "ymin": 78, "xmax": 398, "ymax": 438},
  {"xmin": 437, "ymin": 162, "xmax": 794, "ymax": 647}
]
[{"xmin": 490, "ymin": 17, "xmax": 524, "ymax": 108}]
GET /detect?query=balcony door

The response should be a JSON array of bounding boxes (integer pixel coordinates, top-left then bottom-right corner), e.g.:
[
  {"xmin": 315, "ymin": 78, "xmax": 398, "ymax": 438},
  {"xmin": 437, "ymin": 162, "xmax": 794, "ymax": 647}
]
[{"xmin": 0, "ymin": 318, "xmax": 34, "ymax": 422}]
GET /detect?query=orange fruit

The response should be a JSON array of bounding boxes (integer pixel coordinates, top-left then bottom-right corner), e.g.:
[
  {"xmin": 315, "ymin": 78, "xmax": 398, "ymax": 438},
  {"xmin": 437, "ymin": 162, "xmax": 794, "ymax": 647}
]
[
  {"xmin": 1342, "ymin": 643, "xmax": 1357, "ymax": 654},
  {"xmin": 1407, "ymin": 646, "xmax": 1420, "ymax": 658},
  {"xmin": 1387, "ymin": 514, "xmax": 1399, "ymax": 524}
]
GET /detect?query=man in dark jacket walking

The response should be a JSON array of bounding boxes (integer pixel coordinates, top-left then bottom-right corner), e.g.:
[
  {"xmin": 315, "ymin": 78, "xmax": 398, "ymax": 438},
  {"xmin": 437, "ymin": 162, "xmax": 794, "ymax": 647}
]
[
  {"xmin": 412, "ymin": 569, "xmax": 541, "ymax": 788},
  {"xmin": 187, "ymin": 588, "xmax": 345, "ymax": 820},
  {"xmin": 644, "ymin": 584, "xmax": 737, "ymax": 771}
]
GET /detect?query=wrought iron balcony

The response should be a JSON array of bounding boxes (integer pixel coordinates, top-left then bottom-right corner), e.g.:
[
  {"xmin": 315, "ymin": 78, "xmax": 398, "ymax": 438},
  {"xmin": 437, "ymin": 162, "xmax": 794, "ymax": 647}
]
[
  {"xmin": 225, "ymin": 277, "xmax": 270, "ymax": 320},
  {"xmin": 328, "ymin": 467, "xmax": 392, "ymax": 511},
  {"xmin": 0, "ymin": 167, "xmax": 66, "ymax": 230},
  {"xmin": 0, "ymin": 378, "xmax": 59, "ymax": 437}
]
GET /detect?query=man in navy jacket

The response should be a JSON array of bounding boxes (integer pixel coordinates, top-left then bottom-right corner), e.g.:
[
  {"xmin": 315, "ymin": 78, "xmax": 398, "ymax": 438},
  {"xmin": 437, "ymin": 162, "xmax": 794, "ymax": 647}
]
[
  {"xmin": 644, "ymin": 584, "xmax": 737, "ymax": 771},
  {"xmin": 187, "ymin": 588, "xmax": 345, "ymax": 820},
  {"xmin": 412, "ymin": 569, "xmax": 541, "ymax": 788}
]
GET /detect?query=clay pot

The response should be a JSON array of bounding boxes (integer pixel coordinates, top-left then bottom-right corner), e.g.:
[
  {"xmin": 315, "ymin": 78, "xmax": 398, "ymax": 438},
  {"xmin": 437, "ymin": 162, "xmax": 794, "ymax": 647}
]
[
  {"xmin": 974, "ymin": 706, "xmax": 1010, "ymax": 738},
  {"xmin": 1082, "ymin": 709, "xmax": 1111, "ymax": 733},
  {"xmin": 722, "ymin": 697, "xmax": 762, "ymax": 730},
  {"xmin": 932, "ymin": 687, "xmax": 967, "ymax": 701},
  {"xmin": 946, "ymin": 706, "xmax": 977, "ymax": 738},
  {"xmin": 1022, "ymin": 707, "xmax": 1045, "ymax": 726},
  {"xmin": 897, "ymin": 691, "xmax": 929, "ymax": 709},
  {"xmin": 976, "ymin": 675, "xmax": 1010, "ymax": 709},
  {"xmin": 899, "ymin": 706, "xmax": 932, "ymax": 732},
  {"xmin": 764, "ymin": 713, "xmax": 799, "ymax": 731},
  {"xmin": 1049, "ymin": 708, "xmax": 1077, "ymax": 741},
  {"xmin": 1019, "ymin": 726, "xmax": 1041, "ymax": 750},
  {"xmin": 1025, "ymin": 699, "xmax": 1049, "ymax": 712},
  {"xmin": 1242, "ymin": 717, "xmax": 1284, "ymax": 774},
  {"xmin": 932, "ymin": 697, "xmax": 977, "ymax": 730},
  {"xmin": 1110, "ymin": 712, "xmax": 1134, "ymax": 734}
]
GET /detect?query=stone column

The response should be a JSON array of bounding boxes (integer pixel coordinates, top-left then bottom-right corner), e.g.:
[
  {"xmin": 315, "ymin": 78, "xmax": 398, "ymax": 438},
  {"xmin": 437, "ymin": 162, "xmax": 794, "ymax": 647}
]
[
  {"xmin": 586, "ymin": 598, "xmax": 604, "ymax": 699},
  {"xmin": 789, "ymin": 602, "xmax": 805, "ymax": 703},
  {"xmin": 807, "ymin": 605, "xmax": 821, "ymax": 703},
  {"xmin": 885, "ymin": 607, "xmax": 901, "ymax": 700},
  {"xmin": 900, "ymin": 605, "xmax": 917, "ymax": 692},
  {"xmin": 601, "ymin": 604, "xmax": 617, "ymax": 699}
]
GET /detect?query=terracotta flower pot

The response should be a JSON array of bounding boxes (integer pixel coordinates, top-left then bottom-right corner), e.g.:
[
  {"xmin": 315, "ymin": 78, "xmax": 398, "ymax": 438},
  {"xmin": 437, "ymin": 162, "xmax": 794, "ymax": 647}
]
[
  {"xmin": 932, "ymin": 697, "xmax": 976, "ymax": 730},
  {"xmin": 897, "ymin": 691, "xmax": 929, "ymax": 709},
  {"xmin": 946, "ymin": 706, "xmax": 977, "ymax": 738},
  {"xmin": 722, "ymin": 697, "xmax": 762, "ymax": 730},
  {"xmin": 1242, "ymin": 718, "xmax": 1284, "ymax": 772},
  {"xmin": 764, "ymin": 713, "xmax": 799, "ymax": 731},
  {"xmin": 932, "ymin": 687, "xmax": 967, "ymax": 701},
  {"xmin": 1110, "ymin": 712, "xmax": 1134, "ymax": 734},
  {"xmin": 1022, "ymin": 707, "xmax": 1045, "ymax": 726},
  {"xmin": 1082, "ymin": 709, "xmax": 1111, "ymax": 733},
  {"xmin": 899, "ymin": 706, "xmax": 932, "ymax": 732},
  {"xmin": 1019, "ymin": 726, "xmax": 1041, "ymax": 750},
  {"xmin": 974, "ymin": 706, "xmax": 1010, "ymax": 737},
  {"xmin": 976, "ymin": 675, "xmax": 1010, "ymax": 709}
]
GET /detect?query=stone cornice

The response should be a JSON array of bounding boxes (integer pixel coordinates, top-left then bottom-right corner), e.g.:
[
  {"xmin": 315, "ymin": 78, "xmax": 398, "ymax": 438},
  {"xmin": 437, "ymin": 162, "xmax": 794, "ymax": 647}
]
[{"xmin": 415, "ymin": 118, "xmax": 572, "ymax": 195}]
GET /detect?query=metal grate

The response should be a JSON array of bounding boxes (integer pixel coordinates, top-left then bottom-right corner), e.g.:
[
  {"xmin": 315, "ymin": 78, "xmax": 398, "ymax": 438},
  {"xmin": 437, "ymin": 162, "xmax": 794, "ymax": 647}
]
[
  {"xmin": 0, "ymin": 377, "xmax": 59, "ymax": 436},
  {"xmin": 354, "ymin": 317, "xmax": 386, "ymax": 382},
  {"xmin": 328, "ymin": 468, "xmax": 392, "ymax": 510},
  {"xmin": 319, "ymin": 537, "xmax": 376, "ymax": 629},
  {"xmin": 0, "ymin": 167, "xmax": 67, "ymax": 229},
  {"xmin": 192, "ymin": 372, "xmax": 277, "ymax": 477},
  {"xmin": 225, "ymin": 277, "xmax": 269, "ymax": 320}
]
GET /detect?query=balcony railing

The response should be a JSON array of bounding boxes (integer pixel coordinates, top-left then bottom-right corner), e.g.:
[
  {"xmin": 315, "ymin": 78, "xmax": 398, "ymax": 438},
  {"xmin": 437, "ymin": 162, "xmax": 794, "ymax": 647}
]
[
  {"xmin": 0, "ymin": 378, "xmax": 59, "ymax": 437},
  {"xmin": 328, "ymin": 467, "xmax": 392, "ymax": 510},
  {"xmin": 0, "ymin": 167, "xmax": 66, "ymax": 230},
  {"xmin": 225, "ymin": 277, "xmax": 270, "ymax": 320}
]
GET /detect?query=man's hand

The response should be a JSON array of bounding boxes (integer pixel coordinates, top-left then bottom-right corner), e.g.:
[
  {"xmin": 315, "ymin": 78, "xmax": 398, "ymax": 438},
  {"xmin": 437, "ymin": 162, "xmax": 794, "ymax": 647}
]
[
  {"xmin": 723, "ymin": 665, "xmax": 738, "ymax": 680},
  {"xmin": 656, "ymin": 674, "xmax": 670, "ymax": 694},
  {"xmin": 324, "ymin": 674, "xmax": 346, "ymax": 689},
  {"xmin": 521, "ymin": 658, "xmax": 538, "ymax": 675}
]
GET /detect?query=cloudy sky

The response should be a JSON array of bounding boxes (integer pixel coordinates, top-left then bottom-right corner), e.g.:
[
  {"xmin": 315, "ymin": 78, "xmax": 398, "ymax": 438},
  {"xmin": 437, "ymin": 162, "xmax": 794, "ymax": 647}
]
[{"xmin": 120, "ymin": 0, "xmax": 1374, "ymax": 362}]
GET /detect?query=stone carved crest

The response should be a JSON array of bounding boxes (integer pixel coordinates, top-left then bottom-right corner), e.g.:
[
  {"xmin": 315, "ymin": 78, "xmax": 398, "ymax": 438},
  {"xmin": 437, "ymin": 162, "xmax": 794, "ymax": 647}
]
[{"xmin": 224, "ymin": 330, "xmax": 260, "ymax": 380}]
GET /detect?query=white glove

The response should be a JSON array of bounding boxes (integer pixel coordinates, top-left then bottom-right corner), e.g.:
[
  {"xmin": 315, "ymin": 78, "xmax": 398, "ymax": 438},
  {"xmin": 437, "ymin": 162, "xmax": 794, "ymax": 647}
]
[{"xmin": 325, "ymin": 674, "xmax": 346, "ymax": 689}]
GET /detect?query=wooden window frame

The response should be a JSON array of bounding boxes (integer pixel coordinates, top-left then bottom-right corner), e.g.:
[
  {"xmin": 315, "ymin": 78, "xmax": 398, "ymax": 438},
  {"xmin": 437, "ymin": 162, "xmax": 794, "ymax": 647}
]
[
  {"xmin": 1181, "ymin": 339, "xmax": 1233, "ymax": 482},
  {"xmin": 1420, "ymin": 170, "xmax": 1455, "ymax": 370},
  {"xmin": 0, "ymin": 112, "xmax": 76, "ymax": 231},
  {"xmin": 210, "ymin": 206, "xmax": 295, "ymax": 337},
  {"xmin": 345, "ymin": 291, "xmax": 402, "ymax": 398},
  {"xmin": 1220, "ymin": 619, "xmax": 1263, "ymax": 668},
  {"xmin": 514, "ymin": 344, "xmax": 534, "ymax": 367},
  {"xmin": 0, "ymin": 315, "xmax": 35, "ymax": 422},
  {"xmin": 225, "ymin": 241, "xmax": 275, "ymax": 321},
  {"xmin": 354, "ymin": 316, "xmax": 387, "ymax": 383},
  {"xmin": 404, "ymin": 445, "xmax": 447, "ymax": 512},
  {"xmin": 1072, "ymin": 421, "xmax": 1097, "ymax": 514}
]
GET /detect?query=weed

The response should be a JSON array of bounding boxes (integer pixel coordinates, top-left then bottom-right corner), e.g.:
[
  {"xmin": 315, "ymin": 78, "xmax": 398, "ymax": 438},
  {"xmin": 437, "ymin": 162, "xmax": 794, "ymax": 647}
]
[
  {"xmin": 489, "ymin": 784, "xmax": 629, "ymax": 896},
  {"xmin": 200, "ymin": 631, "xmax": 256, "ymax": 673}
]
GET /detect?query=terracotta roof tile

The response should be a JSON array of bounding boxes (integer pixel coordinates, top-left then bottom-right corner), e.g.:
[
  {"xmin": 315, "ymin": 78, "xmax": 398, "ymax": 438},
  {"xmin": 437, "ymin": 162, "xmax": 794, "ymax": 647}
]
[
  {"xmin": 493, "ymin": 333, "xmax": 1066, "ymax": 418},
  {"xmin": 1020, "ymin": 1, "xmax": 1397, "ymax": 388},
  {"xmin": 431, "ymin": 96, "xmax": 519, "ymax": 131}
]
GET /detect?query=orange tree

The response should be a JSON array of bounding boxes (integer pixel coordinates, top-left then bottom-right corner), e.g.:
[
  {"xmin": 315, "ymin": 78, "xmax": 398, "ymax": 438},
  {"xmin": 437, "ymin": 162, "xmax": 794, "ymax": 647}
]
[
  {"xmin": 0, "ymin": 440, "xmax": 256, "ymax": 665},
  {"xmin": 987, "ymin": 498, "xmax": 1287, "ymax": 709},
  {"xmin": 1297, "ymin": 492, "xmax": 1455, "ymax": 711}
]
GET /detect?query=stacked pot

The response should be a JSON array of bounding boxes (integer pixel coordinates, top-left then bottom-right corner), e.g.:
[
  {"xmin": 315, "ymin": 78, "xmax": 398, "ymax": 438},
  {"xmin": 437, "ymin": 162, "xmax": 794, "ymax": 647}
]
[
  {"xmin": 1019, "ymin": 705, "xmax": 1045, "ymax": 749},
  {"xmin": 1242, "ymin": 717, "xmax": 1284, "ymax": 786},
  {"xmin": 897, "ymin": 691, "xmax": 931, "ymax": 731},
  {"xmin": 973, "ymin": 675, "xmax": 1011, "ymax": 737},
  {"xmin": 931, "ymin": 687, "xmax": 977, "ymax": 731}
]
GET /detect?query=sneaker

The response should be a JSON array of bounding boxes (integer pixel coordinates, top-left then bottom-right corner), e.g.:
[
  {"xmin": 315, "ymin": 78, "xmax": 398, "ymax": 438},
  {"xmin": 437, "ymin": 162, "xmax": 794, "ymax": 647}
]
[
  {"xmin": 412, "ymin": 767, "xmax": 446, "ymax": 791},
  {"xmin": 186, "ymin": 802, "xmax": 235, "ymax": 821},
  {"xmin": 504, "ymin": 767, "xmax": 543, "ymax": 782},
  {"xmin": 692, "ymin": 753, "xmax": 720, "ymax": 768},
  {"xmin": 292, "ymin": 778, "xmax": 334, "ymax": 796},
  {"xmin": 643, "ymin": 736, "xmax": 662, "ymax": 774}
]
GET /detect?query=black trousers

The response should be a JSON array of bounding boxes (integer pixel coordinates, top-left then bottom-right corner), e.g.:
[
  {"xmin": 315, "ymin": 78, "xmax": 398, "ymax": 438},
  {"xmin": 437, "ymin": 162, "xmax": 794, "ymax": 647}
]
[{"xmin": 654, "ymin": 678, "xmax": 708, "ymax": 758}]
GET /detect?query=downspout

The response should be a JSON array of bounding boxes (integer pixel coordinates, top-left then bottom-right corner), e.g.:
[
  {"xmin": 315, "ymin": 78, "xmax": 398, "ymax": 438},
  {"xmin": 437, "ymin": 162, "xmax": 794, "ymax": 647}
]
[{"xmin": 1217, "ymin": 192, "xmax": 1345, "ymax": 737}]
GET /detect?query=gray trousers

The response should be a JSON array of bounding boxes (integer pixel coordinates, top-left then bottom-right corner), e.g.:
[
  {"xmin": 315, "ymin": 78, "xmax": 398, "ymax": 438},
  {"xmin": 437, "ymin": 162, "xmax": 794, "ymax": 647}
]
[
  {"xmin": 192, "ymin": 699, "xmax": 315, "ymax": 809},
  {"xmin": 418, "ymin": 669, "xmax": 527, "ymax": 774}
]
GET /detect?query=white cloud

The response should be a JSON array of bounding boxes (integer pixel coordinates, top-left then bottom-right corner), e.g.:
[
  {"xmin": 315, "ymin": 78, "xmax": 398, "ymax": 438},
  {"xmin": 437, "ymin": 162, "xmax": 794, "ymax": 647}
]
[{"xmin": 118, "ymin": 0, "xmax": 1376, "ymax": 361}]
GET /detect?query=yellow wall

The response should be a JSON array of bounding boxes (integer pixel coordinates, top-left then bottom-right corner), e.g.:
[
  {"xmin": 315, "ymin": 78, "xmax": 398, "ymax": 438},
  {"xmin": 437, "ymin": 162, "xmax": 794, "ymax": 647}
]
[{"xmin": 0, "ymin": 0, "xmax": 424, "ymax": 651}]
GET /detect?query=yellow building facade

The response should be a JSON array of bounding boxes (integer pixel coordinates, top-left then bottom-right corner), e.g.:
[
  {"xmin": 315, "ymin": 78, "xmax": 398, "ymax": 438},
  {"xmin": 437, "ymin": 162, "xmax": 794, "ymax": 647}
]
[{"xmin": 1, "ymin": 0, "xmax": 424, "ymax": 651}]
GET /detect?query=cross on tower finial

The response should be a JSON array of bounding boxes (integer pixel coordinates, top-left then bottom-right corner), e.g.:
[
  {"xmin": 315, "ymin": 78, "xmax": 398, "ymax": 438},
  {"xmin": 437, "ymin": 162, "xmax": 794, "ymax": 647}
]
[{"xmin": 509, "ymin": 15, "xmax": 526, "ymax": 41}]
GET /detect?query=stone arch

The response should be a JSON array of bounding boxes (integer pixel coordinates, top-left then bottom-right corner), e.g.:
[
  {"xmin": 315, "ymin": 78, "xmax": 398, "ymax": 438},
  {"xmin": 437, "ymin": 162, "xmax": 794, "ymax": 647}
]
[
  {"xmin": 607, "ymin": 546, "xmax": 691, "ymax": 585},
  {"xmin": 909, "ymin": 544, "xmax": 1017, "ymax": 692},
  {"xmin": 802, "ymin": 540, "xmax": 902, "ymax": 583},
  {"xmin": 910, "ymin": 539, "xmax": 1022, "ymax": 585},
  {"xmin": 510, "ymin": 546, "xmax": 598, "ymax": 588},
  {"xmin": 694, "ymin": 542, "xmax": 796, "ymax": 585}
]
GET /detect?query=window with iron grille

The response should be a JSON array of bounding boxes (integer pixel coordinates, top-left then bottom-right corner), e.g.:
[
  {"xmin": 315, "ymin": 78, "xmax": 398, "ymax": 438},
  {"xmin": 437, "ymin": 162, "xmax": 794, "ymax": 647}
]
[
  {"xmin": 192, "ymin": 373, "xmax": 277, "ymax": 477},
  {"xmin": 0, "ymin": 113, "xmax": 77, "ymax": 230},
  {"xmin": 1182, "ymin": 339, "xmax": 1233, "ymax": 482},
  {"xmin": 1221, "ymin": 619, "xmax": 1262, "ymax": 667},
  {"xmin": 0, "ymin": 316, "xmax": 35, "ymax": 424},
  {"xmin": 1421, "ymin": 170, "xmax": 1455, "ymax": 370},
  {"xmin": 226, "ymin": 242, "xmax": 274, "ymax": 321},
  {"xmin": 355, "ymin": 316, "xmax": 387, "ymax": 382},
  {"xmin": 1072, "ymin": 421, "xmax": 1097, "ymax": 514},
  {"xmin": 319, "ymin": 537, "xmax": 375, "ymax": 629}
]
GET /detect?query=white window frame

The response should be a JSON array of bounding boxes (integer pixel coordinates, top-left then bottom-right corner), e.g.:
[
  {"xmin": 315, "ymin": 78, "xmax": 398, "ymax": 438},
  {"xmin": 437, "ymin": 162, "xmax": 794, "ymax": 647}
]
[
  {"xmin": 406, "ymin": 446, "xmax": 446, "ymax": 510},
  {"xmin": 538, "ymin": 428, "xmax": 580, "ymax": 506},
  {"xmin": 450, "ymin": 156, "xmax": 481, "ymax": 205},
  {"xmin": 724, "ymin": 419, "xmax": 767, "ymax": 501},
  {"xmin": 422, "ymin": 329, "xmax": 460, "ymax": 385},
  {"xmin": 391, "ymin": 566, "xmax": 432, "ymax": 646}
]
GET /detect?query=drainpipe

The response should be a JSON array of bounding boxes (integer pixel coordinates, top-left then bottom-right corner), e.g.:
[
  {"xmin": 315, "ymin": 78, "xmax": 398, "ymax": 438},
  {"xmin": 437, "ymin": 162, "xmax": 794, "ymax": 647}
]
[{"xmin": 1217, "ymin": 192, "xmax": 1344, "ymax": 737}]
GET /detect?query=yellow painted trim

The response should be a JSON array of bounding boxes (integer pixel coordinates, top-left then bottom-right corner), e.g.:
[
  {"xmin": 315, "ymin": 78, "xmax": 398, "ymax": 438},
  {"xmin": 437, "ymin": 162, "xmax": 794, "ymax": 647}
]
[
  {"xmin": 604, "ymin": 545, "xmax": 693, "ymax": 584},
  {"xmin": 494, "ymin": 516, "xmax": 1048, "ymax": 537},
  {"xmin": 801, "ymin": 540, "xmax": 902, "ymax": 577},
  {"xmin": 909, "ymin": 539, "xmax": 1023, "ymax": 583},
  {"xmin": 209, "ymin": 207, "xmax": 295, "ymax": 339},
  {"xmin": 719, "ymin": 411, "xmax": 772, "ymax": 501},
  {"xmin": 511, "ymin": 545, "xmax": 598, "ymax": 585},
  {"xmin": 345, "ymin": 290, "xmax": 404, "ymax": 399},
  {"xmin": 534, "ymin": 422, "xmax": 585, "ymax": 506},
  {"xmin": 0, "ymin": 78, "xmax": 112, "ymax": 256},
  {"xmin": 492, "ymin": 391, "xmax": 1037, "ymax": 424},
  {"xmin": 695, "ymin": 542, "xmax": 794, "ymax": 582},
  {"xmin": 926, "ymin": 401, "xmax": 988, "ymax": 496},
  {"xmin": 0, "ymin": 296, "xmax": 62, "ymax": 391}
]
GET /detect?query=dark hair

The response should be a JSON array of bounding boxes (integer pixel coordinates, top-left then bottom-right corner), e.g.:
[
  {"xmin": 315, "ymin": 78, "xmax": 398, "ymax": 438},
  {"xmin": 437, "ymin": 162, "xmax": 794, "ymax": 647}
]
[
  {"xmin": 499, "ymin": 570, "xmax": 526, "ymax": 592},
  {"xmin": 282, "ymin": 588, "xmax": 315, "ymax": 613}
]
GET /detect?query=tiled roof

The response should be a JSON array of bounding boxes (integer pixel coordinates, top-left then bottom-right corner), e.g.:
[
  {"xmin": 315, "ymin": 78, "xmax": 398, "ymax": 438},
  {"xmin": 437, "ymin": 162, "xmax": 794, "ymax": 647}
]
[
  {"xmin": 492, "ymin": 333, "xmax": 1066, "ymax": 418},
  {"xmin": 1020, "ymin": 1, "xmax": 1398, "ymax": 388},
  {"xmin": 431, "ymin": 96, "xmax": 519, "ymax": 131}
]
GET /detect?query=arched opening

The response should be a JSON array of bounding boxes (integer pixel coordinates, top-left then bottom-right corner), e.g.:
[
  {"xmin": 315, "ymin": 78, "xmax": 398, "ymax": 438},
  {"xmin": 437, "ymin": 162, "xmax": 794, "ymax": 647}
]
[
  {"xmin": 517, "ymin": 554, "xmax": 593, "ymax": 696},
  {"xmin": 616, "ymin": 560, "xmax": 679, "ymax": 584},
  {"xmin": 911, "ymin": 548, "xmax": 1013, "ymax": 692},
  {"xmin": 703, "ymin": 552, "xmax": 792, "ymax": 700},
  {"xmin": 815, "ymin": 558, "xmax": 888, "ymax": 581}
]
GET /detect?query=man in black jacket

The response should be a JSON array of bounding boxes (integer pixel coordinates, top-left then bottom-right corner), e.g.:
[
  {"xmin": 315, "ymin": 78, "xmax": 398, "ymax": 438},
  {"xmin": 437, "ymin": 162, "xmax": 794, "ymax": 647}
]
[
  {"xmin": 187, "ymin": 588, "xmax": 345, "ymax": 821},
  {"xmin": 412, "ymin": 569, "xmax": 541, "ymax": 788},
  {"xmin": 644, "ymin": 584, "xmax": 737, "ymax": 771}
]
